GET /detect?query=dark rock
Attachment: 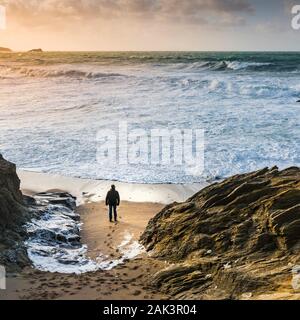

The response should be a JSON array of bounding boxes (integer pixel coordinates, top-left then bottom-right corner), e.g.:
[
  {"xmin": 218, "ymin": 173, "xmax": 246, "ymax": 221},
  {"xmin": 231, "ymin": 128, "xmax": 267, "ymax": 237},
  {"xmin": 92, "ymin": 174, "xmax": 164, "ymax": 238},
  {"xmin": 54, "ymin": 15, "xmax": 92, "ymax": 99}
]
[
  {"xmin": 28, "ymin": 48, "xmax": 43, "ymax": 53},
  {"xmin": 0, "ymin": 154, "xmax": 31, "ymax": 271},
  {"xmin": 35, "ymin": 192, "xmax": 76, "ymax": 210},
  {"xmin": 141, "ymin": 167, "xmax": 300, "ymax": 299},
  {"xmin": 0, "ymin": 154, "xmax": 28, "ymax": 227},
  {"xmin": 23, "ymin": 195, "xmax": 37, "ymax": 206}
]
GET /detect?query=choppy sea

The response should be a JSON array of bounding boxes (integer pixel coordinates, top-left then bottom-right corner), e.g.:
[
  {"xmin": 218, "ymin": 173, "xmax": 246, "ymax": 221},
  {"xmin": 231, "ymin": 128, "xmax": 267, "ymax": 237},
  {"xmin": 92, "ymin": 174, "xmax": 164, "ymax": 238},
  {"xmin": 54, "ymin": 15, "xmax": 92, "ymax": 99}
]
[{"xmin": 1, "ymin": 51, "xmax": 299, "ymax": 183}]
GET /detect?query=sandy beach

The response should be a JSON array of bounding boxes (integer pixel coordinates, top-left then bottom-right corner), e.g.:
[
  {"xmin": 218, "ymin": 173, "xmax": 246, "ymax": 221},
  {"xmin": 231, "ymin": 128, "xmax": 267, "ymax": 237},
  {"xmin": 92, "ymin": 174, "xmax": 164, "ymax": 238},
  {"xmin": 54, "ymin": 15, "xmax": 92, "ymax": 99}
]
[
  {"xmin": 1, "ymin": 202, "xmax": 170, "ymax": 300},
  {"xmin": 1, "ymin": 170, "xmax": 206, "ymax": 300},
  {"xmin": 17, "ymin": 170, "xmax": 206, "ymax": 205}
]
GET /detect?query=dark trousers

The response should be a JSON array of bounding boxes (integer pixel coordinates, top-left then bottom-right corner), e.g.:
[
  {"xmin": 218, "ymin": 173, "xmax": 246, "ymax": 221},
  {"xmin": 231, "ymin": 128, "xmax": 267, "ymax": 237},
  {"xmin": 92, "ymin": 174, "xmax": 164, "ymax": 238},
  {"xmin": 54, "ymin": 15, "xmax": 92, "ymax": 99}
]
[{"xmin": 109, "ymin": 205, "xmax": 117, "ymax": 221}]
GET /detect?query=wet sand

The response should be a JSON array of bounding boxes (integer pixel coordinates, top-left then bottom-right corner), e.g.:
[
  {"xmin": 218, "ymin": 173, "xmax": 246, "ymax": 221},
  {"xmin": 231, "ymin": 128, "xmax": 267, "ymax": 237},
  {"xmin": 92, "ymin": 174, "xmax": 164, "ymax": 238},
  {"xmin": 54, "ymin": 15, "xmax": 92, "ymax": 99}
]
[
  {"xmin": 0, "ymin": 201, "xmax": 170, "ymax": 300},
  {"xmin": 18, "ymin": 170, "xmax": 206, "ymax": 205}
]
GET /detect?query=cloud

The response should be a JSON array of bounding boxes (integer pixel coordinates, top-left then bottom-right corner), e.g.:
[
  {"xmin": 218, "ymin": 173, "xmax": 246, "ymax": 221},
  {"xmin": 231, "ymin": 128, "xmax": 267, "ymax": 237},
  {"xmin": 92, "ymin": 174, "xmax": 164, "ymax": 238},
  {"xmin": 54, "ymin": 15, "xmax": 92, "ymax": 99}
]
[{"xmin": 1, "ymin": 0, "xmax": 254, "ymax": 27}]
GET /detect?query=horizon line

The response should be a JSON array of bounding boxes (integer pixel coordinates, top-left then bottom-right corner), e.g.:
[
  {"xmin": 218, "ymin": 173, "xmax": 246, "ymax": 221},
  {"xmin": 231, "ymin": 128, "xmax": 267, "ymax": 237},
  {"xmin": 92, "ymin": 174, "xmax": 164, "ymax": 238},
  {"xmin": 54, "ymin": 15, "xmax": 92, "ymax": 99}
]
[{"xmin": 2, "ymin": 49, "xmax": 300, "ymax": 53}]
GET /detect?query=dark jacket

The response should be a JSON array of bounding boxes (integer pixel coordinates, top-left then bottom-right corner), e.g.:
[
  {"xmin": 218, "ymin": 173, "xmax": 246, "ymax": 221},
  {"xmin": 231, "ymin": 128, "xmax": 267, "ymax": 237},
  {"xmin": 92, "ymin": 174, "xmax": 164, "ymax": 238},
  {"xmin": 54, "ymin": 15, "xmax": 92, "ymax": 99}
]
[{"xmin": 106, "ymin": 189, "xmax": 120, "ymax": 206}]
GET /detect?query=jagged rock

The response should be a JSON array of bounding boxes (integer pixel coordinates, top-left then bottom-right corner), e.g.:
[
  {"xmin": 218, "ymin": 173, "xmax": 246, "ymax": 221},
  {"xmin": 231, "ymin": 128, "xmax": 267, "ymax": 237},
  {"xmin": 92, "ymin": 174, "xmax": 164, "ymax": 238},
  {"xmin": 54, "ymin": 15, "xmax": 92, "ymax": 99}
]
[
  {"xmin": 0, "ymin": 154, "xmax": 80, "ymax": 272},
  {"xmin": 35, "ymin": 192, "xmax": 76, "ymax": 210},
  {"xmin": 0, "ymin": 154, "xmax": 27, "ymax": 226},
  {"xmin": 0, "ymin": 154, "xmax": 31, "ymax": 271},
  {"xmin": 141, "ymin": 167, "xmax": 300, "ymax": 299}
]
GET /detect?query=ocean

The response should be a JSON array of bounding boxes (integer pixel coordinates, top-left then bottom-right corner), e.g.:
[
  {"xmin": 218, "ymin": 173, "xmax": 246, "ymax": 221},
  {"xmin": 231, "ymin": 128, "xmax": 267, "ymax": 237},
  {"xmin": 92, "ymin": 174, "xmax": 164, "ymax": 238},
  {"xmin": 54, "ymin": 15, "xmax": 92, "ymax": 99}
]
[{"xmin": 0, "ymin": 51, "xmax": 299, "ymax": 183}]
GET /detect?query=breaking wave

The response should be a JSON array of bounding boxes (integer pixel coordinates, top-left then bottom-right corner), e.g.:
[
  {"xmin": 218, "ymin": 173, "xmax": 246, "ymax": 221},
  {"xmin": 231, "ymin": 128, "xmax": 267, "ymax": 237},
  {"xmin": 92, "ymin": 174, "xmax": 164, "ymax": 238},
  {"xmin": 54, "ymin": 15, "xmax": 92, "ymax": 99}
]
[
  {"xmin": 0, "ymin": 65, "xmax": 125, "ymax": 79},
  {"xmin": 1, "ymin": 51, "xmax": 299, "ymax": 184},
  {"xmin": 0, "ymin": 58, "xmax": 296, "ymax": 81},
  {"xmin": 183, "ymin": 60, "xmax": 273, "ymax": 72}
]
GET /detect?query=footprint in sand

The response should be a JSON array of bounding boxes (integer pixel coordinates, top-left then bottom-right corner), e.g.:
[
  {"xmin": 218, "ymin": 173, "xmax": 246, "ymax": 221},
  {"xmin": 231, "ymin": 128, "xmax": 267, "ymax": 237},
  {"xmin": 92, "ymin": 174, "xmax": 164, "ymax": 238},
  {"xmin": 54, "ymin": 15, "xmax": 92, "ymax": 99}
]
[
  {"xmin": 131, "ymin": 266, "xmax": 139, "ymax": 270},
  {"xmin": 104, "ymin": 274, "xmax": 112, "ymax": 278}
]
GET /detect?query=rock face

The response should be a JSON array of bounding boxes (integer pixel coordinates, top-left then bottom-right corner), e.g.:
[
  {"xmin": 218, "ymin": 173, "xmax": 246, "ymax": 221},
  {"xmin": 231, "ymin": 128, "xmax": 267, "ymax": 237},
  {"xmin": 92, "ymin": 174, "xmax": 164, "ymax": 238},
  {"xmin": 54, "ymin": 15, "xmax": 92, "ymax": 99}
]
[
  {"xmin": 0, "ymin": 47, "xmax": 12, "ymax": 52},
  {"xmin": 0, "ymin": 155, "xmax": 26, "ymax": 225},
  {"xmin": 141, "ymin": 167, "xmax": 300, "ymax": 299},
  {"xmin": 0, "ymin": 154, "xmax": 31, "ymax": 270},
  {"xmin": 0, "ymin": 154, "xmax": 80, "ymax": 272}
]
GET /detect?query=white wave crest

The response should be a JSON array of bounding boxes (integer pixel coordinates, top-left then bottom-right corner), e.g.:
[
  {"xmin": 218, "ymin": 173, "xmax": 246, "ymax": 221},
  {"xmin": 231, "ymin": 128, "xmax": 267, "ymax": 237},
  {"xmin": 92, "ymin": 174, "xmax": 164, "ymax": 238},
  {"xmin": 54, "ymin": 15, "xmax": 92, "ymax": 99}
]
[
  {"xmin": 225, "ymin": 61, "xmax": 271, "ymax": 70},
  {"xmin": 0, "ymin": 65, "xmax": 125, "ymax": 79}
]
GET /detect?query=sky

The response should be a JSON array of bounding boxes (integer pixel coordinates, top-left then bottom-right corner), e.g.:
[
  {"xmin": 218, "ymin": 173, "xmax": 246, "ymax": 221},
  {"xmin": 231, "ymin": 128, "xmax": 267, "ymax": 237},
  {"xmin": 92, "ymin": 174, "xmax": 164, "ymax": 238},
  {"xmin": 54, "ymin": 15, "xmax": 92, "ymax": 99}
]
[{"xmin": 0, "ymin": 0, "xmax": 299, "ymax": 51}]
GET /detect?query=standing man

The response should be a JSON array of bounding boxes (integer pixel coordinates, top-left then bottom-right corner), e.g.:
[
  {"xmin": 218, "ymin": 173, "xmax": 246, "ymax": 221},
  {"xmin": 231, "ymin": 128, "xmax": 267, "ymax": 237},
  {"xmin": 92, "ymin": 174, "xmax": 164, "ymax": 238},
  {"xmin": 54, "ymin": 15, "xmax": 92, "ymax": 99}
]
[{"xmin": 105, "ymin": 185, "xmax": 120, "ymax": 222}]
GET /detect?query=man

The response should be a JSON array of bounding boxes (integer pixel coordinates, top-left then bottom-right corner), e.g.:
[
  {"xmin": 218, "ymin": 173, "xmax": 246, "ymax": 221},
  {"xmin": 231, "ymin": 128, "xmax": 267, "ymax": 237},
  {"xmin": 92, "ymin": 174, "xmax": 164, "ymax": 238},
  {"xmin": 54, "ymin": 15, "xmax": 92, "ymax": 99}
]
[{"xmin": 105, "ymin": 185, "xmax": 120, "ymax": 222}]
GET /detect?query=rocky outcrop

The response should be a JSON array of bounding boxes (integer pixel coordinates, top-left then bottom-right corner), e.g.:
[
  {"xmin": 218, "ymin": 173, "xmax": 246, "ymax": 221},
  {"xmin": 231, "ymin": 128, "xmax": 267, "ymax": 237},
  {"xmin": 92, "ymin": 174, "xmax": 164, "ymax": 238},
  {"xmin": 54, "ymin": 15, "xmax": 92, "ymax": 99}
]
[
  {"xmin": 0, "ymin": 154, "xmax": 80, "ymax": 272},
  {"xmin": 0, "ymin": 47, "xmax": 12, "ymax": 52},
  {"xmin": 0, "ymin": 154, "xmax": 31, "ymax": 270},
  {"xmin": 28, "ymin": 48, "xmax": 43, "ymax": 53},
  {"xmin": 0, "ymin": 155, "xmax": 26, "ymax": 225},
  {"xmin": 141, "ymin": 167, "xmax": 300, "ymax": 299}
]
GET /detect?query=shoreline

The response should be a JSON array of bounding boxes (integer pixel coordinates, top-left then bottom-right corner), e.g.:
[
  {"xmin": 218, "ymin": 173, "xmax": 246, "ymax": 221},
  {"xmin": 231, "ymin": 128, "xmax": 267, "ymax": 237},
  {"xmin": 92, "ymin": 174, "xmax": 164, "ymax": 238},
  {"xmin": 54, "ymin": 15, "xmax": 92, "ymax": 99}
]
[
  {"xmin": 1, "ymin": 169, "xmax": 207, "ymax": 300},
  {"xmin": 18, "ymin": 170, "xmax": 208, "ymax": 205},
  {"xmin": 1, "ymin": 200, "xmax": 169, "ymax": 300}
]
